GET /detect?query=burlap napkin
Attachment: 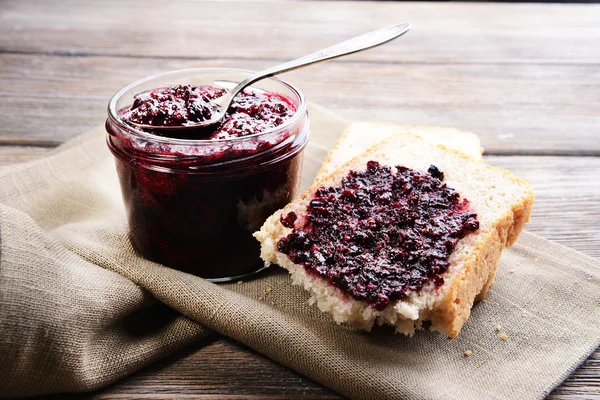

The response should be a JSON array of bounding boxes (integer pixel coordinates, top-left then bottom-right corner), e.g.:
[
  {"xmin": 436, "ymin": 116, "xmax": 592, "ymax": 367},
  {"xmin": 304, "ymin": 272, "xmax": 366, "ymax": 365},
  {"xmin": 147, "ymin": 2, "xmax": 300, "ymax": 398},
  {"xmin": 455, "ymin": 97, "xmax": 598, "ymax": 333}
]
[{"xmin": 1, "ymin": 104, "xmax": 599, "ymax": 400}]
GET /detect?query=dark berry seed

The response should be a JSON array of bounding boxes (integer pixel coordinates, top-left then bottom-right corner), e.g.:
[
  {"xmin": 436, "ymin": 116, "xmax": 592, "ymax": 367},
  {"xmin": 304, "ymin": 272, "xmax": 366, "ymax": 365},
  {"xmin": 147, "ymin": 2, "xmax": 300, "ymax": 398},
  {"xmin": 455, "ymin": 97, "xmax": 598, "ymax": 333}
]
[
  {"xmin": 427, "ymin": 164, "xmax": 444, "ymax": 180},
  {"xmin": 280, "ymin": 211, "xmax": 298, "ymax": 229}
]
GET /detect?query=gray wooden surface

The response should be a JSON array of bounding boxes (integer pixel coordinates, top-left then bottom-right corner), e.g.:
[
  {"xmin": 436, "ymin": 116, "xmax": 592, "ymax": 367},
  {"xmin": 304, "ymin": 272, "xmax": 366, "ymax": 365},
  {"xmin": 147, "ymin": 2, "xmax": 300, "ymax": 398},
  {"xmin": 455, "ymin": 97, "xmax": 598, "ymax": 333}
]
[{"xmin": 1, "ymin": 0, "xmax": 598, "ymax": 399}]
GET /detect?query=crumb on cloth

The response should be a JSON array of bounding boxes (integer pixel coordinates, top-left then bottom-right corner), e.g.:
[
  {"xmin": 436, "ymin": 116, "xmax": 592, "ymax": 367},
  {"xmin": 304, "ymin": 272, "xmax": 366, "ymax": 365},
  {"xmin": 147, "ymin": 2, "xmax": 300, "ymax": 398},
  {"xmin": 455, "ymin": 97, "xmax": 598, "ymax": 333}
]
[{"xmin": 259, "ymin": 287, "xmax": 273, "ymax": 301}]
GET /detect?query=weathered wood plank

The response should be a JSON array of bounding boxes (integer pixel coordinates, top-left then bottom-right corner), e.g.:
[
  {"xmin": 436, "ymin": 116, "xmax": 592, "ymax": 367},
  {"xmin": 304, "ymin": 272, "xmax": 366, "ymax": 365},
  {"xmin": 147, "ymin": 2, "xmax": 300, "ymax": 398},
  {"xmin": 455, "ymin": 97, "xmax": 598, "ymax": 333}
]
[
  {"xmin": 5, "ymin": 148, "xmax": 599, "ymax": 399},
  {"xmin": 1, "ymin": 54, "xmax": 599, "ymax": 153},
  {"xmin": 485, "ymin": 155, "xmax": 600, "ymax": 258},
  {"xmin": 0, "ymin": 146, "xmax": 52, "ymax": 165},
  {"xmin": 2, "ymin": 1, "xmax": 599, "ymax": 64}
]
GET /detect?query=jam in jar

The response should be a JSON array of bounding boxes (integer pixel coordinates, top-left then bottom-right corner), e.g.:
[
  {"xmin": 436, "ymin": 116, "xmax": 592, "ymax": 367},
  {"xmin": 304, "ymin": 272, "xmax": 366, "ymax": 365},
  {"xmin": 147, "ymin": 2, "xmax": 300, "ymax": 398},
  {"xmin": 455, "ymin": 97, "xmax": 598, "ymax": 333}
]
[{"xmin": 106, "ymin": 69, "xmax": 309, "ymax": 281}]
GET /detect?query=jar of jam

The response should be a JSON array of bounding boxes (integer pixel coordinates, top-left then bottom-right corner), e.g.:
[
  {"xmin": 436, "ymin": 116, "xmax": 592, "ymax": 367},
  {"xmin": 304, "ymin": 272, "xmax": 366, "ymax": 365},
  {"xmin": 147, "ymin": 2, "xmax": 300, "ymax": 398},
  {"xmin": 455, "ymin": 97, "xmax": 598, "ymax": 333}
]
[{"xmin": 106, "ymin": 68, "xmax": 309, "ymax": 281}]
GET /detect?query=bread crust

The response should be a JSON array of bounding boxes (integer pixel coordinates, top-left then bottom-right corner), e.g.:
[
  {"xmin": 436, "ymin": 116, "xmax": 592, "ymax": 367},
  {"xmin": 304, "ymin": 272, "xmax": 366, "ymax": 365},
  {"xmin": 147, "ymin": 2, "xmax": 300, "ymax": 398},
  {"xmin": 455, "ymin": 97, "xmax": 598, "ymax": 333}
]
[
  {"xmin": 434, "ymin": 193, "xmax": 532, "ymax": 336},
  {"xmin": 256, "ymin": 131, "xmax": 533, "ymax": 338}
]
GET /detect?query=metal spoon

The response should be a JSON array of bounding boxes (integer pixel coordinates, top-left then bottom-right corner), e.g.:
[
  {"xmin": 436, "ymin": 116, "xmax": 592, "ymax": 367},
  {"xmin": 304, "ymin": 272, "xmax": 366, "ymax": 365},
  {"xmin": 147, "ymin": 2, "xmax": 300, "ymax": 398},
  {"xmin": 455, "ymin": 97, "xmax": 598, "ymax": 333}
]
[{"xmin": 129, "ymin": 23, "xmax": 410, "ymax": 130}]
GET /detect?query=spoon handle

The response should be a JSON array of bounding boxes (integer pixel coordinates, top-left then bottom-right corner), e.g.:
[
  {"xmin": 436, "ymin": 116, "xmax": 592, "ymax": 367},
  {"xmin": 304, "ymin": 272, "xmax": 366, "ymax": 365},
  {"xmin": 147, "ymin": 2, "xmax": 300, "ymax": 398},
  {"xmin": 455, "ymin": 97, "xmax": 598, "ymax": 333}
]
[{"xmin": 218, "ymin": 23, "xmax": 410, "ymax": 107}]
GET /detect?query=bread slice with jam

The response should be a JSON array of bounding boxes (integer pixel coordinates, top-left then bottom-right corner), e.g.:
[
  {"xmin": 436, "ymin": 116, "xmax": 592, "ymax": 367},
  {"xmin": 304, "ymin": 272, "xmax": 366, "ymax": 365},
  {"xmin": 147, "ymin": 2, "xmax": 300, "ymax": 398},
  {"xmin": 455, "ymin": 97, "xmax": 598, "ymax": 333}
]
[
  {"xmin": 254, "ymin": 133, "xmax": 533, "ymax": 337},
  {"xmin": 317, "ymin": 122, "xmax": 484, "ymax": 178}
]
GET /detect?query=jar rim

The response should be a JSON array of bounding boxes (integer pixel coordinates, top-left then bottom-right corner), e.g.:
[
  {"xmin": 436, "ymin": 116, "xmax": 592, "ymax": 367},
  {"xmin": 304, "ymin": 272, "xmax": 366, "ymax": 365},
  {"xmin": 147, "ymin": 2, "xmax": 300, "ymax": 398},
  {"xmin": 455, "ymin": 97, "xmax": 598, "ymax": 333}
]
[{"xmin": 106, "ymin": 67, "xmax": 307, "ymax": 145}]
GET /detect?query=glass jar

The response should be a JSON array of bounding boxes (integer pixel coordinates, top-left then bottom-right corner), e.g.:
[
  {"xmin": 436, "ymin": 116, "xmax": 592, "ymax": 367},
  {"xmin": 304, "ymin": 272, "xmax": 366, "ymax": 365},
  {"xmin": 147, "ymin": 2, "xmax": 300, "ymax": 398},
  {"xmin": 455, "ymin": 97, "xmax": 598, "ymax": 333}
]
[{"xmin": 106, "ymin": 68, "xmax": 309, "ymax": 281}]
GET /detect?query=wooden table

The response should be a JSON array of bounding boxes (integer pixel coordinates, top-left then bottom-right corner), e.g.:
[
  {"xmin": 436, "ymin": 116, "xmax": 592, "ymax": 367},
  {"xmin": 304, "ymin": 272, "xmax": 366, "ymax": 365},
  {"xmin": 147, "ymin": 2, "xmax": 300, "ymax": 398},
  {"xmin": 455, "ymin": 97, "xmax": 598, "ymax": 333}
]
[{"xmin": 1, "ymin": 0, "xmax": 599, "ymax": 398}]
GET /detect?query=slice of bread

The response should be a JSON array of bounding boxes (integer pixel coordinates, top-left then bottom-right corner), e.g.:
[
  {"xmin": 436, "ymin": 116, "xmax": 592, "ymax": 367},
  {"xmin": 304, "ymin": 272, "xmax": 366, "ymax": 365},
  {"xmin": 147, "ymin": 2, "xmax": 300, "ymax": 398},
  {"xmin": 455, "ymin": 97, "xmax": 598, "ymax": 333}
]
[
  {"xmin": 317, "ymin": 122, "xmax": 484, "ymax": 178},
  {"xmin": 255, "ymin": 133, "xmax": 533, "ymax": 338}
]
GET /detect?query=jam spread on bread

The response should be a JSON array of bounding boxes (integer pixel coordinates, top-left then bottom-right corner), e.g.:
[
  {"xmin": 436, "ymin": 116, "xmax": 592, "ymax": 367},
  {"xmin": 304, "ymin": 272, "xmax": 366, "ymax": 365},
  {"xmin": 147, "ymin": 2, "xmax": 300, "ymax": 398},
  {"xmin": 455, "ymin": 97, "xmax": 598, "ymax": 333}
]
[
  {"xmin": 121, "ymin": 84, "xmax": 296, "ymax": 140},
  {"xmin": 277, "ymin": 161, "xmax": 479, "ymax": 310}
]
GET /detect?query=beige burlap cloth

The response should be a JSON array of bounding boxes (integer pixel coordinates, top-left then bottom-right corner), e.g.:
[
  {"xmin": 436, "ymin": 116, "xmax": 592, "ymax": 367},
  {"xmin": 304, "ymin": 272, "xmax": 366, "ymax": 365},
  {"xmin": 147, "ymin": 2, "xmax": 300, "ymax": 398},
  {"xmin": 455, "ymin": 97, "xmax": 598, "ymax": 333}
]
[{"xmin": 1, "ymin": 104, "xmax": 599, "ymax": 399}]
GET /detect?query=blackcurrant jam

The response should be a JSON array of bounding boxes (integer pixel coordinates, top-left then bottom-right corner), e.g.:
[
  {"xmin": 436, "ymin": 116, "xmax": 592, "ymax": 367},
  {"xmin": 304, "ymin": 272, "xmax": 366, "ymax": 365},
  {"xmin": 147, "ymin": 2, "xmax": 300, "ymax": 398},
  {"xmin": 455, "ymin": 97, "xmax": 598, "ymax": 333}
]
[
  {"xmin": 106, "ymin": 69, "xmax": 309, "ymax": 281},
  {"xmin": 277, "ymin": 161, "xmax": 479, "ymax": 309}
]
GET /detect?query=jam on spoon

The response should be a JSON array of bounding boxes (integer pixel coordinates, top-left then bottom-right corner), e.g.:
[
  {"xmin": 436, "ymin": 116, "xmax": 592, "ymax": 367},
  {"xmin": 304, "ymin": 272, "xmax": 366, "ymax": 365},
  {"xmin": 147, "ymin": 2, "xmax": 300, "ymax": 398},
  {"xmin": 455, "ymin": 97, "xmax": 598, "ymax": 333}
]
[{"xmin": 122, "ymin": 84, "xmax": 297, "ymax": 140}]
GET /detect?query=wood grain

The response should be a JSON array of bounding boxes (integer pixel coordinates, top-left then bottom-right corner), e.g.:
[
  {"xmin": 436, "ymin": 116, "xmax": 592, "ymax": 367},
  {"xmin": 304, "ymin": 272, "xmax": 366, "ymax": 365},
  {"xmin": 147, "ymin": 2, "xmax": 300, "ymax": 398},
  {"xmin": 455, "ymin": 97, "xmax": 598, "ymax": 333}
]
[
  {"xmin": 485, "ymin": 155, "xmax": 600, "ymax": 258},
  {"xmin": 2, "ymin": 0, "xmax": 599, "ymax": 64},
  {"xmin": 0, "ymin": 146, "xmax": 51, "ymax": 165},
  {"xmin": 1, "ymin": 54, "xmax": 599, "ymax": 153}
]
